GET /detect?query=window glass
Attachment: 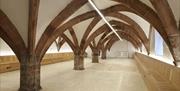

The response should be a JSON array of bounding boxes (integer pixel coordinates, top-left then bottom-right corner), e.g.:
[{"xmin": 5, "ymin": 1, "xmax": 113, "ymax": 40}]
[{"xmin": 155, "ymin": 31, "xmax": 163, "ymax": 56}]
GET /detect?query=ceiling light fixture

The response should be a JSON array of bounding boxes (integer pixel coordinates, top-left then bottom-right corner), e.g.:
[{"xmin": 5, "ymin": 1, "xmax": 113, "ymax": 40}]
[{"xmin": 88, "ymin": 0, "xmax": 122, "ymax": 41}]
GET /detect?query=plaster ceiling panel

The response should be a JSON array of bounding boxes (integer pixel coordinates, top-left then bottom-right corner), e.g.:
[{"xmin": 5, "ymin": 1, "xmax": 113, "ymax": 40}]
[
  {"xmin": 0, "ymin": 0, "xmax": 29, "ymax": 46},
  {"xmin": 83, "ymin": 0, "xmax": 121, "ymax": 39},
  {"xmin": 60, "ymin": 42, "xmax": 73, "ymax": 52},
  {"xmin": 110, "ymin": 40, "xmax": 128, "ymax": 52},
  {"xmin": 167, "ymin": 0, "xmax": 180, "ymax": 25},
  {"xmin": 84, "ymin": 0, "xmax": 120, "ymax": 36},
  {"xmin": 106, "ymin": 17, "xmax": 129, "ymax": 25},
  {"xmin": 36, "ymin": 0, "xmax": 72, "ymax": 46},
  {"xmin": 103, "ymin": 30, "xmax": 124, "ymax": 43},
  {"xmin": 104, "ymin": 31, "xmax": 116, "ymax": 40},
  {"xmin": 88, "ymin": 19, "xmax": 105, "ymax": 39},
  {"xmin": 139, "ymin": 0, "xmax": 155, "ymax": 11},
  {"xmin": 85, "ymin": 46, "xmax": 92, "ymax": 57},
  {"xmin": 92, "ymin": 0, "xmax": 119, "ymax": 9},
  {"xmin": 73, "ymin": 18, "xmax": 94, "ymax": 45},
  {"xmin": 120, "ymin": 12, "xmax": 150, "ymax": 38},
  {"xmin": 104, "ymin": 38, "xmax": 111, "ymax": 47},
  {"xmin": 64, "ymin": 29, "xmax": 74, "ymax": 44},
  {"xmin": 46, "ymin": 39, "xmax": 72, "ymax": 53},
  {"xmin": 63, "ymin": 3, "xmax": 93, "ymax": 25},
  {"xmin": 46, "ymin": 42, "xmax": 58, "ymax": 53},
  {"xmin": 87, "ymin": 17, "xmax": 127, "ymax": 41},
  {"xmin": 95, "ymin": 33, "xmax": 104, "ymax": 45}
]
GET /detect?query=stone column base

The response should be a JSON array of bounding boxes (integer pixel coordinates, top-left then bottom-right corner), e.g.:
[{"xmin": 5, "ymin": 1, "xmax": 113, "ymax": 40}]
[
  {"xmin": 19, "ymin": 61, "xmax": 41, "ymax": 91},
  {"xmin": 92, "ymin": 55, "xmax": 99, "ymax": 63},
  {"xmin": 174, "ymin": 60, "xmax": 180, "ymax": 67},
  {"xmin": 101, "ymin": 51, "xmax": 107, "ymax": 59},
  {"xmin": 169, "ymin": 34, "xmax": 180, "ymax": 66},
  {"xmin": 19, "ymin": 86, "xmax": 42, "ymax": 91},
  {"xmin": 101, "ymin": 56, "xmax": 106, "ymax": 59}
]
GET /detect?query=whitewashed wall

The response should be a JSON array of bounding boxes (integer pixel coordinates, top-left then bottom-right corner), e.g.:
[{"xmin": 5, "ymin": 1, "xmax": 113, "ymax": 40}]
[
  {"xmin": 46, "ymin": 42, "xmax": 73, "ymax": 53},
  {"xmin": 0, "ymin": 39, "xmax": 15, "ymax": 55},
  {"xmin": 0, "ymin": 0, "xmax": 29, "ymax": 46},
  {"xmin": 85, "ymin": 40, "xmax": 135, "ymax": 58},
  {"xmin": 107, "ymin": 40, "xmax": 135, "ymax": 58}
]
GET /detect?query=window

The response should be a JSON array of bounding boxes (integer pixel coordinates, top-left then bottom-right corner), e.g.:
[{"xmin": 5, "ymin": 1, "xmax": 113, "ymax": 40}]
[{"xmin": 155, "ymin": 31, "xmax": 163, "ymax": 56}]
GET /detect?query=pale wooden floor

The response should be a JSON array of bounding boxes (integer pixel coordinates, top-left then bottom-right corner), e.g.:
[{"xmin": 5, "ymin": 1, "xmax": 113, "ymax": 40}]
[{"xmin": 0, "ymin": 58, "xmax": 148, "ymax": 91}]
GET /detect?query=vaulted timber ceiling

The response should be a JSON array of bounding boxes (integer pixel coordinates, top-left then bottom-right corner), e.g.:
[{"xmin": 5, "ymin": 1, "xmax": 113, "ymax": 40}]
[{"xmin": 0, "ymin": 0, "xmax": 180, "ymax": 64}]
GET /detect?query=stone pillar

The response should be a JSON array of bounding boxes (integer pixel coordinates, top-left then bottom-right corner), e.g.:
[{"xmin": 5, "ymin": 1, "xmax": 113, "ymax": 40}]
[
  {"xmin": 92, "ymin": 52, "xmax": 99, "ymax": 63},
  {"xmin": 19, "ymin": 55, "xmax": 41, "ymax": 91},
  {"xmin": 140, "ymin": 47, "xmax": 142, "ymax": 52},
  {"xmin": 74, "ymin": 54, "xmax": 84, "ymax": 70},
  {"xmin": 84, "ymin": 52, "xmax": 88, "ymax": 58},
  {"xmin": 101, "ymin": 51, "xmax": 106, "ymax": 59},
  {"xmin": 169, "ymin": 34, "xmax": 180, "ymax": 66}
]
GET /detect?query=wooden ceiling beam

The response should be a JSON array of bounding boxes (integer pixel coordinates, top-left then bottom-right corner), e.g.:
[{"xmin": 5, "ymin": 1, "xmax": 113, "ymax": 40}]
[
  {"xmin": 28, "ymin": 0, "xmax": 40, "ymax": 55},
  {"xmin": 68, "ymin": 27, "xmax": 79, "ymax": 47},
  {"xmin": 0, "ymin": 10, "xmax": 27, "ymax": 62},
  {"xmin": 36, "ymin": 0, "xmax": 88, "ymax": 59},
  {"xmin": 150, "ymin": 0, "xmax": 179, "ymax": 35}
]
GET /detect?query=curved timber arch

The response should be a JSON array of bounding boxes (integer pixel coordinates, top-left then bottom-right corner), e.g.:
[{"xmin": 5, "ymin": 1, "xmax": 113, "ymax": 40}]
[
  {"xmin": 107, "ymin": 37, "xmax": 139, "ymax": 51},
  {"xmin": 102, "ymin": 30, "xmax": 141, "ymax": 50},
  {"xmin": 111, "ymin": 0, "xmax": 168, "ymax": 40},
  {"xmin": 81, "ymin": 12, "xmax": 148, "ymax": 50},
  {"xmin": 35, "ymin": 0, "xmax": 88, "ymax": 60},
  {"xmin": 101, "ymin": 32, "xmax": 140, "ymax": 58},
  {"xmin": 84, "ymin": 19, "xmax": 145, "ymax": 50},
  {"xmin": 36, "ymin": 2, "xmax": 171, "ymax": 61},
  {"xmin": 111, "ymin": 0, "xmax": 177, "ymax": 62},
  {"xmin": 97, "ymin": 27, "xmax": 141, "ymax": 51},
  {"xmin": 0, "ymin": 10, "xmax": 27, "ymax": 62},
  {"xmin": 103, "ymin": 35, "xmax": 139, "ymax": 53},
  {"xmin": 83, "ymin": 20, "xmax": 144, "ymax": 53},
  {"xmin": 61, "ymin": 33, "xmax": 76, "ymax": 53},
  {"xmin": 105, "ymin": 12, "xmax": 148, "ymax": 42},
  {"xmin": 55, "ymin": 37, "xmax": 66, "ymax": 51},
  {"xmin": 108, "ymin": 20, "xmax": 148, "ymax": 50},
  {"xmin": 149, "ymin": 0, "xmax": 179, "ymax": 35},
  {"xmin": 149, "ymin": 0, "xmax": 180, "ymax": 65},
  {"xmin": 89, "ymin": 42, "xmax": 100, "ymax": 55},
  {"xmin": 68, "ymin": 27, "xmax": 79, "ymax": 48},
  {"xmin": 55, "ymin": 27, "xmax": 80, "ymax": 53}
]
